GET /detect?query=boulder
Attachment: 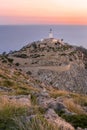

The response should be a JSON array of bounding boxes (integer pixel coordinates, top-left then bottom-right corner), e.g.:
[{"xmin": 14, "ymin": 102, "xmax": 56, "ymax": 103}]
[{"xmin": 44, "ymin": 108, "xmax": 75, "ymax": 130}]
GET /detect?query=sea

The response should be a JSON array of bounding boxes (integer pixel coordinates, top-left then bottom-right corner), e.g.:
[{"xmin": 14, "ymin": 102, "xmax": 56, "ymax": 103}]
[{"xmin": 0, "ymin": 25, "xmax": 87, "ymax": 54}]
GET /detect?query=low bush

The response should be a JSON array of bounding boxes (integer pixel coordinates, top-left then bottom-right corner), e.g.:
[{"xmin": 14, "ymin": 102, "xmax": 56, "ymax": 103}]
[
  {"xmin": 2, "ymin": 80, "xmax": 15, "ymax": 87},
  {"xmin": 2, "ymin": 59, "xmax": 7, "ymax": 63},
  {"xmin": 30, "ymin": 54, "xmax": 40, "ymax": 58},
  {"xmin": 0, "ymin": 103, "xmax": 27, "ymax": 130},
  {"xmin": 14, "ymin": 54, "xmax": 28, "ymax": 58},
  {"xmin": 63, "ymin": 98, "xmax": 85, "ymax": 114},
  {"xmin": 26, "ymin": 71, "xmax": 32, "ymax": 75},
  {"xmin": 70, "ymin": 94, "xmax": 87, "ymax": 106},
  {"xmin": 62, "ymin": 114, "xmax": 87, "ymax": 129},
  {"xmin": 15, "ymin": 114, "xmax": 59, "ymax": 130},
  {"xmin": 15, "ymin": 63, "xmax": 20, "ymax": 66},
  {"xmin": 15, "ymin": 88, "xmax": 30, "ymax": 95},
  {"xmin": 7, "ymin": 58, "xmax": 14, "ymax": 63}
]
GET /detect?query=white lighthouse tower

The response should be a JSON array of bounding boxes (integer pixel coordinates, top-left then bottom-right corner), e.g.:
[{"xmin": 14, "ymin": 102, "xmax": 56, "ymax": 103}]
[{"xmin": 49, "ymin": 28, "xmax": 53, "ymax": 38}]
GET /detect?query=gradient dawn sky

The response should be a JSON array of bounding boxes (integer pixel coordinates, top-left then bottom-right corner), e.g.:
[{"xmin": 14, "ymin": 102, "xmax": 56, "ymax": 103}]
[{"xmin": 0, "ymin": 0, "xmax": 87, "ymax": 25}]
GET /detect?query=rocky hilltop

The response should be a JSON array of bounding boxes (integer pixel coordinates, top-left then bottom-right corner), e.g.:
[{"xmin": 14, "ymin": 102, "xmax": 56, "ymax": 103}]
[
  {"xmin": 0, "ymin": 38, "xmax": 87, "ymax": 130},
  {"xmin": 8, "ymin": 38, "xmax": 87, "ymax": 94}
]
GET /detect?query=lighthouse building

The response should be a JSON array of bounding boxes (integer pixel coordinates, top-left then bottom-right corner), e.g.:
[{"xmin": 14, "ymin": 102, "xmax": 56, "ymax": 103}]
[{"xmin": 49, "ymin": 28, "xmax": 53, "ymax": 38}]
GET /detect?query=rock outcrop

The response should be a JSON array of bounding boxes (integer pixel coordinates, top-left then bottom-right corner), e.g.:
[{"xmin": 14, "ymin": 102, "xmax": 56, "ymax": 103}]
[
  {"xmin": 8, "ymin": 38, "xmax": 87, "ymax": 94},
  {"xmin": 0, "ymin": 39, "xmax": 87, "ymax": 130},
  {"xmin": 44, "ymin": 109, "xmax": 75, "ymax": 130}
]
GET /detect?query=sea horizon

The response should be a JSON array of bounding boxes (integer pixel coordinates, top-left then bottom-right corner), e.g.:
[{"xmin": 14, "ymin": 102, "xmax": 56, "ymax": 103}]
[{"xmin": 0, "ymin": 24, "xmax": 87, "ymax": 54}]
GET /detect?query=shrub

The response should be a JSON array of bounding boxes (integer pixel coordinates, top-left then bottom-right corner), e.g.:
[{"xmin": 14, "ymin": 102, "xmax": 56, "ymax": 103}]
[
  {"xmin": 3, "ymin": 80, "xmax": 14, "ymax": 87},
  {"xmin": 7, "ymin": 58, "xmax": 14, "ymax": 63},
  {"xmin": 60, "ymin": 53, "xmax": 67, "ymax": 56},
  {"xmin": 14, "ymin": 54, "xmax": 28, "ymax": 58},
  {"xmin": 0, "ymin": 102, "xmax": 27, "ymax": 130},
  {"xmin": 15, "ymin": 63, "xmax": 20, "ymax": 66},
  {"xmin": 15, "ymin": 88, "xmax": 30, "ymax": 95},
  {"xmin": 62, "ymin": 114, "xmax": 87, "ymax": 129},
  {"xmin": 2, "ymin": 59, "xmax": 7, "ymax": 63},
  {"xmin": 0, "ymin": 74, "xmax": 7, "ymax": 79},
  {"xmin": 31, "ymin": 94, "xmax": 37, "ymax": 105},
  {"xmin": 31, "ymin": 43, "xmax": 37, "ymax": 49},
  {"xmin": 69, "ymin": 51, "xmax": 77, "ymax": 56},
  {"xmin": 69, "ymin": 58, "xmax": 73, "ymax": 61},
  {"xmin": 15, "ymin": 114, "xmax": 59, "ymax": 130},
  {"xmin": 70, "ymin": 94, "xmax": 87, "ymax": 106},
  {"xmin": 26, "ymin": 71, "xmax": 32, "ymax": 75},
  {"xmin": 30, "ymin": 54, "xmax": 40, "ymax": 58}
]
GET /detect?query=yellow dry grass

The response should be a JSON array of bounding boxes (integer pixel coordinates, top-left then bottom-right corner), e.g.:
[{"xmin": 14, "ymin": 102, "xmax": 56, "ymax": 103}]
[
  {"xmin": 49, "ymin": 89, "xmax": 69, "ymax": 98},
  {"xmin": 0, "ymin": 95, "xmax": 30, "ymax": 110},
  {"xmin": 63, "ymin": 98, "xmax": 85, "ymax": 114},
  {"xmin": 70, "ymin": 94, "xmax": 87, "ymax": 106}
]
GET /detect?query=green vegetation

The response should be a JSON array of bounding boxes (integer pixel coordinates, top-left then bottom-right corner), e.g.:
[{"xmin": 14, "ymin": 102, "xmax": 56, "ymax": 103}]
[
  {"xmin": 2, "ymin": 80, "xmax": 15, "ymax": 87},
  {"xmin": 60, "ymin": 53, "xmax": 67, "ymax": 56},
  {"xmin": 63, "ymin": 98, "xmax": 85, "ymax": 114},
  {"xmin": 70, "ymin": 93, "xmax": 87, "ymax": 106},
  {"xmin": 31, "ymin": 94, "xmax": 37, "ymax": 105},
  {"xmin": 7, "ymin": 58, "xmax": 14, "ymax": 63},
  {"xmin": 62, "ymin": 114, "xmax": 87, "ymax": 129},
  {"xmin": 69, "ymin": 51, "xmax": 77, "ymax": 56},
  {"xmin": 1, "ymin": 54, "xmax": 14, "ymax": 64},
  {"xmin": 55, "ymin": 110, "xmax": 87, "ymax": 128},
  {"xmin": 15, "ymin": 63, "xmax": 20, "ymax": 66},
  {"xmin": 0, "ymin": 98, "xmax": 58, "ymax": 130},
  {"xmin": 0, "ymin": 42, "xmax": 87, "ymax": 130},
  {"xmin": 15, "ymin": 87, "xmax": 30, "ymax": 95},
  {"xmin": 15, "ymin": 115, "xmax": 59, "ymax": 130},
  {"xmin": 0, "ymin": 74, "xmax": 7, "ymax": 79},
  {"xmin": 14, "ymin": 54, "xmax": 28, "ymax": 58},
  {"xmin": 31, "ymin": 42, "xmax": 37, "ymax": 49},
  {"xmin": 60, "ymin": 45, "xmax": 72, "ymax": 51},
  {"xmin": 30, "ymin": 54, "xmax": 40, "ymax": 58},
  {"xmin": 2, "ymin": 59, "xmax": 7, "ymax": 63},
  {"xmin": 0, "ymin": 103, "xmax": 28, "ymax": 130},
  {"xmin": 26, "ymin": 71, "xmax": 32, "ymax": 75}
]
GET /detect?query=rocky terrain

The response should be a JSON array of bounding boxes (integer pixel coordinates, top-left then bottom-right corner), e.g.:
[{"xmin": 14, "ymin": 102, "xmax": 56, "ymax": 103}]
[
  {"xmin": 0, "ymin": 38, "xmax": 87, "ymax": 130},
  {"xmin": 8, "ymin": 38, "xmax": 87, "ymax": 94}
]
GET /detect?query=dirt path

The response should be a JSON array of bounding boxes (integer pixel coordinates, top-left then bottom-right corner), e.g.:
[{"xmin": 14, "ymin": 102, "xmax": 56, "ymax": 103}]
[{"xmin": 21, "ymin": 64, "xmax": 71, "ymax": 73}]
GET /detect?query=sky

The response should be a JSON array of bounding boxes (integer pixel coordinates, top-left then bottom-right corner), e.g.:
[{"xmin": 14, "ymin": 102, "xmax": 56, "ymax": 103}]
[{"xmin": 0, "ymin": 0, "xmax": 87, "ymax": 25}]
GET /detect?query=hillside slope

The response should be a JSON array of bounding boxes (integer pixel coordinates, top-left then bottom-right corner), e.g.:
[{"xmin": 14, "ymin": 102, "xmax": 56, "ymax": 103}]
[
  {"xmin": 8, "ymin": 38, "xmax": 87, "ymax": 94},
  {"xmin": 0, "ymin": 39, "xmax": 87, "ymax": 130}
]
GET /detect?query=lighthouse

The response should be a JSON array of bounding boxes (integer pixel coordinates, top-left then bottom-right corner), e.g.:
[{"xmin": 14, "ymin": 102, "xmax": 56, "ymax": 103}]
[{"xmin": 49, "ymin": 28, "xmax": 53, "ymax": 38}]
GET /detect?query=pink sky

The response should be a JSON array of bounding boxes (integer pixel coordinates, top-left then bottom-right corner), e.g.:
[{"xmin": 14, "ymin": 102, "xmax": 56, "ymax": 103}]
[{"xmin": 0, "ymin": 0, "xmax": 87, "ymax": 25}]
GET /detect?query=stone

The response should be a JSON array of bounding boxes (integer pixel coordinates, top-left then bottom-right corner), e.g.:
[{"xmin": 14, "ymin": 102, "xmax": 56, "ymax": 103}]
[
  {"xmin": 1, "ymin": 95, "xmax": 31, "ymax": 107},
  {"xmin": 0, "ymin": 86, "xmax": 12, "ymax": 92},
  {"xmin": 44, "ymin": 109, "xmax": 75, "ymax": 130},
  {"xmin": 48, "ymin": 101, "xmax": 67, "ymax": 111}
]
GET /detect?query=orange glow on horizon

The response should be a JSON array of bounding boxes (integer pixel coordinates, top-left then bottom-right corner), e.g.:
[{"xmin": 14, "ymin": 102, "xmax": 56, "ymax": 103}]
[{"xmin": 0, "ymin": 0, "xmax": 87, "ymax": 25}]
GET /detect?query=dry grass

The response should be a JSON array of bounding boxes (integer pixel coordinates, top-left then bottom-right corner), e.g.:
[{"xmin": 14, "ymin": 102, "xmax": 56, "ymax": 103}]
[
  {"xmin": 49, "ymin": 89, "xmax": 87, "ymax": 114},
  {"xmin": 70, "ymin": 94, "xmax": 87, "ymax": 106},
  {"xmin": 0, "ymin": 92, "xmax": 59, "ymax": 130},
  {"xmin": 0, "ymin": 95, "xmax": 28, "ymax": 130},
  {"xmin": 0, "ymin": 64, "xmax": 40, "ymax": 96},
  {"xmin": 0, "ymin": 95, "xmax": 31, "ymax": 109},
  {"xmin": 63, "ymin": 98, "xmax": 85, "ymax": 114},
  {"xmin": 49, "ymin": 89, "xmax": 69, "ymax": 98},
  {"xmin": 14, "ymin": 114, "xmax": 59, "ymax": 130}
]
